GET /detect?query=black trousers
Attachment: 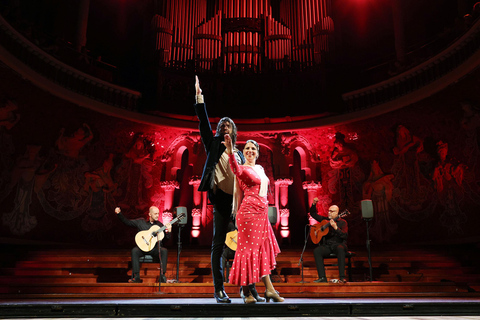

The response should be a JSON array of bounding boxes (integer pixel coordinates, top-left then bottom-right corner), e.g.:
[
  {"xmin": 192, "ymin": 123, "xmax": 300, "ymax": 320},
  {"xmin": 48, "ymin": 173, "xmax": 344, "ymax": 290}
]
[
  {"xmin": 313, "ymin": 243, "xmax": 347, "ymax": 279},
  {"xmin": 131, "ymin": 245, "xmax": 168, "ymax": 280},
  {"xmin": 211, "ymin": 189, "xmax": 233, "ymax": 292}
]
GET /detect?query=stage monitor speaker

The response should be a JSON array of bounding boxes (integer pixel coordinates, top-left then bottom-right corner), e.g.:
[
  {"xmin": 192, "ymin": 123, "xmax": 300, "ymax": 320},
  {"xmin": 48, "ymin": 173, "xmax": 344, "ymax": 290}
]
[
  {"xmin": 268, "ymin": 207, "xmax": 278, "ymax": 224},
  {"xmin": 361, "ymin": 200, "xmax": 374, "ymax": 219},
  {"xmin": 175, "ymin": 206, "xmax": 188, "ymax": 225}
]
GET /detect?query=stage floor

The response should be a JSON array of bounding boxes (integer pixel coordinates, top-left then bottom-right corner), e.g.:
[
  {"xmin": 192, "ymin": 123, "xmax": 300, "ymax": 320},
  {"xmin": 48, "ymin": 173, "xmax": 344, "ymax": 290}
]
[{"xmin": 2, "ymin": 297, "xmax": 480, "ymax": 318}]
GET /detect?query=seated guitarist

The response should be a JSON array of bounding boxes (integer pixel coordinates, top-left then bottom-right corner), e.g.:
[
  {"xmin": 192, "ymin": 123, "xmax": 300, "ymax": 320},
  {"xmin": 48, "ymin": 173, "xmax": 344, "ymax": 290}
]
[
  {"xmin": 115, "ymin": 206, "xmax": 172, "ymax": 283},
  {"xmin": 309, "ymin": 198, "xmax": 348, "ymax": 283}
]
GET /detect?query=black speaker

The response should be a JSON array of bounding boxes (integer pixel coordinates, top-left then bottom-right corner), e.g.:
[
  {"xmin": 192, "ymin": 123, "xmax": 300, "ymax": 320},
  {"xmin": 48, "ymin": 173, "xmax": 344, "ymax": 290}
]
[
  {"xmin": 175, "ymin": 206, "xmax": 188, "ymax": 225},
  {"xmin": 361, "ymin": 200, "xmax": 374, "ymax": 219},
  {"xmin": 268, "ymin": 207, "xmax": 277, "ymax": 224}
]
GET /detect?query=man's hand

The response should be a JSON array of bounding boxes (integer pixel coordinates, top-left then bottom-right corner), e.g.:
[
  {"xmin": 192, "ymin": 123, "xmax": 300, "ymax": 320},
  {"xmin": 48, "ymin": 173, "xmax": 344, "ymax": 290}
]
[
  {"xmin": 222, "ymin": 134, "xmax": 233, "ymax": 154},
  {"xmin": 330, "ymin": 219, "xmax": 338, "ymax": 230},
  {"xmin": 312, "ymin": 197, "xmax": 319, "ymax": 205},
  {"xmin": 195, "ymin": 75, "xmax": 202, "ymax": 95},
  {"xmin": 115, "ymin": 207, "xmax": 121, "ymax": 214},
  {"xmin": 166, "ymin": 223, "xmax": 172, "ymax": 233}
]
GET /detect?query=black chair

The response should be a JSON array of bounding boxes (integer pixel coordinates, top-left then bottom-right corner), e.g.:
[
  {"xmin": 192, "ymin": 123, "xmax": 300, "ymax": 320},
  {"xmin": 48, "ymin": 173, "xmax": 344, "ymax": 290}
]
[
  {"xmin": 138, "ymin": 254, "xmax": 167, "ymax": 283},
  {"xmin": 326, "ymin": 251, "xmax": 355, "ymax": 282}
]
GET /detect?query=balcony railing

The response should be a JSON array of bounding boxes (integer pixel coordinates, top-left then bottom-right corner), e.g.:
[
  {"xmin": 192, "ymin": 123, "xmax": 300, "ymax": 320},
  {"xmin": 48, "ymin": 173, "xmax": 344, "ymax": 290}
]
[
  {"xmin": 342, "ymin": 19, "xmax": 480, "ymax": 112},
  {"xmin": 0, "ymin": 14, "xmax": 141, "ymax": 111}
]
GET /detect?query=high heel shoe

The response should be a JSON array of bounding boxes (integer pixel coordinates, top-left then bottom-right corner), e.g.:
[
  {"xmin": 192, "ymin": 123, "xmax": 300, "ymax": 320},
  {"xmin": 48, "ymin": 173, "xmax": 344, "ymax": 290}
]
[
  {"xmin": 249, "ymin": 284, "xmax": 266, "ymax": 302},
  {"xmin": 240, "ymin": 287, "xmax": 256, "ymax": 304},
  {"xmin": 264, "ymin": 289, "xmax": 284, "ymax": 303}
]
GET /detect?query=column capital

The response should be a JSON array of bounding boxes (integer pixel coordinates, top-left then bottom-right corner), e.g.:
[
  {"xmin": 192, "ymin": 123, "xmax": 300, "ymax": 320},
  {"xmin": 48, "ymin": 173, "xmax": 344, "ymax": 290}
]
[
  {"xmin": 161, "ymin": 180, "xmax": 179, "ymax": 191},
  {"xmin": 189, "ymin": 176, "xmax": 201, "ymax": 187},
  {"xmin": 275, "ymin": 178, "xmax": 293, "ymax": 187},
  {"xmin": 302, "ymin": 181, "xmax": 322, "ymax": 191}
]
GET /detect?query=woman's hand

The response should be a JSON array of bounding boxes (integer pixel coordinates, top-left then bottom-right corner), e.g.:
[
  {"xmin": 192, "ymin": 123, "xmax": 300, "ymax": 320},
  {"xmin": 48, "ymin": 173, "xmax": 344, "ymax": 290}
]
[{"xmin": 222, "ymin": 134, "xmax": 233, "ymax": 155}]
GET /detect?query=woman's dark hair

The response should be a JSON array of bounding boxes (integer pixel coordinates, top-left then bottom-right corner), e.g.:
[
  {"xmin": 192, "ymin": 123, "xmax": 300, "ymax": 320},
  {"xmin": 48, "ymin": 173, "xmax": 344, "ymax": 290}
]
[{"xmin": 245, "ymin": 139, "xmax": 260, "ymax": 159}]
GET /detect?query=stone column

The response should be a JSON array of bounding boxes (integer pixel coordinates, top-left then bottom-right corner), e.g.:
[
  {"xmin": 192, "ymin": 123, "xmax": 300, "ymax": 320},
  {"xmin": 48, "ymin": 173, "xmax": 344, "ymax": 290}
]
[
  {"xmin": 161, "ymin": 181, "xmax": 179, "ymax": 212},
  {"xmin": 191, "ymin": 208, "xmax": 202, "ymax": 238},
  {"xmin": 279, "ymin": 209, "xmax": 290, "ymax": 238},
  {"xmin": 275, "ymin": 178, "xmax": 293, "ymax": 238},
  {"xmin": 189, "ymin": 177, "xmax": 202, "ymax": 207},
  {"xmin": 188, "ymin": 177, "xmax": 203, "ymax": 237}
]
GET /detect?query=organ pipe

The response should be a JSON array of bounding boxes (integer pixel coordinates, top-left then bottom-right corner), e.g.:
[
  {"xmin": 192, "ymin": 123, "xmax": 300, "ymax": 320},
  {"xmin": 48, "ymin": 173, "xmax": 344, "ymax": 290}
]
[{"xmin": 154, "ymin": 0, "xmax": 332, "ymax": 73}]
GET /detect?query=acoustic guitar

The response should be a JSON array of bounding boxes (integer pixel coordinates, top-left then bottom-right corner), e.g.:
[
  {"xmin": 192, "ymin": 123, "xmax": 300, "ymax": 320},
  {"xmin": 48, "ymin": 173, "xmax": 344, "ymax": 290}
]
[
  {"xmin": 225, "ymin": 230, "xmax": 238, "ymax": 251},
  {"xmin": 310, "ymin": 209, "xmax": 350, "ymax": 244},
  {"xmin": 135, "ymin": 212, "xmax": 185, "ymax": 252}
]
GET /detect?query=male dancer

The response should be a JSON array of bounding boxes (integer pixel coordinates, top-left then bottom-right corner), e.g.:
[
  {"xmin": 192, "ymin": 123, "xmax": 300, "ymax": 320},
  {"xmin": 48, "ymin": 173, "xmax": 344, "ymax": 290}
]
[{"xmin": 194, "ymin": 76, "xmax": 244, "ymax": 303}]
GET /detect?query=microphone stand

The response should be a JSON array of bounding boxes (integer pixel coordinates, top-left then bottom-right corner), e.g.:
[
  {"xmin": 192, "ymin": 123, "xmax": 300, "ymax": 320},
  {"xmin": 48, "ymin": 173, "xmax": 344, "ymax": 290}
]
[
  {"xmin": 175, "ymin": 224, "xmax": 184, "ymax": 283},
  {"xmin": 364, "ymin": 218, "xmax": 373, "ymax": 281},
  {"xmin": 297, "ymin": 224, "xmax": 310, "ymax": 283},
  {"xmin": 156, "ymin": 234, "xmax": 163, "ymax": 293}
]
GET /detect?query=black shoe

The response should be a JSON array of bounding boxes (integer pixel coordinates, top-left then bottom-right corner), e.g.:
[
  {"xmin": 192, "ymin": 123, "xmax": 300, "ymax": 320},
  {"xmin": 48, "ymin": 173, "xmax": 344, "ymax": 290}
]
[
  {"xmin": 214, "ymin": 290, "xmax": 231, "ymax": 303},
  {"xmin": 160, "ymin": 275, "xmax": 167, "ymax": 283},
  {"xmin": 313, "ymin": 277, "xmax": 327, "ymax": 283},
  {"xmin": 128, "ymin": 278, "xmax": 142, "ymax": 283},
  {"xmin": 248, "ymin": 284, "xmax": 266, "ymax": 302}
]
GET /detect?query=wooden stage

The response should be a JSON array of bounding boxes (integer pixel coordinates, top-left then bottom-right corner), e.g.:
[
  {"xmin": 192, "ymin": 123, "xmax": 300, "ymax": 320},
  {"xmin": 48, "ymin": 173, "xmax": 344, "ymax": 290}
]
[
  {"xmin": 1, "ymin": 243, "xmax": 480, "ymax": 317},
  {"xmin": 2, "ymin": 297, "xmax": 480, "ymax": 318}
]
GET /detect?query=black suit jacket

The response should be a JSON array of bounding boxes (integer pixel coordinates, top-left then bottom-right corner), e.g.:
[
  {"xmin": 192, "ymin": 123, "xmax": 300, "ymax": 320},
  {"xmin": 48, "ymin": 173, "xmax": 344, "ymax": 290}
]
[{"xmin": 194, "ymin": 102, "xmax": 244, "ymax": 203}]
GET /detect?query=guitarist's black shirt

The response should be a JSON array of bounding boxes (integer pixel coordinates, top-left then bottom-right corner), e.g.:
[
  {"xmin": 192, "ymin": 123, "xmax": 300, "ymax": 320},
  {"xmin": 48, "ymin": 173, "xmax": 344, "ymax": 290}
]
[
  {"xmin": 117, "ymin": 213, "xmax": 171, "ymax": 241},
  {"xmin": 309, "ymin": 204, "xmax": 348, "ymax": 248}
]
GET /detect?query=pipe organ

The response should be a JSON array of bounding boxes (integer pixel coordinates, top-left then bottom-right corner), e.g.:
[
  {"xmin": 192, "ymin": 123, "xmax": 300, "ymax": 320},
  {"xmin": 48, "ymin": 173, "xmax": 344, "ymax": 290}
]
[
  {"xmin": 153, "ymin": 0, "xmax": 333, "ymax": 73},
  {"xmin": 280, "ymin": 0, "xmax": 334, "ymax": 69}
]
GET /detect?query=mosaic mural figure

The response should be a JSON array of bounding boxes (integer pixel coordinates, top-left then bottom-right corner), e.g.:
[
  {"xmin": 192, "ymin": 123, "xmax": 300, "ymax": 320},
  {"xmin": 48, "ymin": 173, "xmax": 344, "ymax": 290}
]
[
  {"xmin": 0, "ymin": 100, "xmax": 20, "ymax": 197},
  {"xmin": 2, "ymin": 145, "xmax": 41, "ymax": 235},
  {"xmin": 391, "ymin": 125, "xmax": 433, "ymax": 220},
  {"xmin": 362, "ymin": 160, "xmax": 396, "ymax": 243},
  {"xmin": 81, "ymin": 153, "xmax": 118, "ymax": 235},
  {"xmin": 432, "ymin": 141, "xmax": 466, "ymax": 235},
  {"xmin": 36, "ymin": 124, "xmax": 93, "ymax": 221},
  {"xmin": 118, "ymin": 135, "xmax": 154, "ymax": 211},
  {"xmin": 460, "ymin": 101, "xmax": 480, "ymax": 170},
  {"xmin": 327, "ymin": 132, "xmax": 359, "ymax": 209}
]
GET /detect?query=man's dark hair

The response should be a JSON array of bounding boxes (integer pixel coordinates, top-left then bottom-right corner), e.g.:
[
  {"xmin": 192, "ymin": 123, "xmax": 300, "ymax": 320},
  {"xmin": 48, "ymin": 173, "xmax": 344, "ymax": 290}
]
[{"xmin": 216, "ymin": 117, "xmax": 237, "ymax": 145}]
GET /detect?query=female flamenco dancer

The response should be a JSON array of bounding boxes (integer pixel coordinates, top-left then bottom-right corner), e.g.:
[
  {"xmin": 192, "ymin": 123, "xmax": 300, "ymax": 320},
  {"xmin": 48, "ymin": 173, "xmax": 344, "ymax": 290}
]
[{"xmin": 223, "ymin": 134, "xmax": 284, "ymax": 304}]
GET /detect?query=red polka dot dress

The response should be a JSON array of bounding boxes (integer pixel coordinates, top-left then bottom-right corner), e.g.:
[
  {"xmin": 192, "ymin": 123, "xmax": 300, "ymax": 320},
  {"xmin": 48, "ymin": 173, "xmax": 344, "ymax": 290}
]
[{"xmin": 227, "ymin": 154, "xmax": 280, "ymax": 286}]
